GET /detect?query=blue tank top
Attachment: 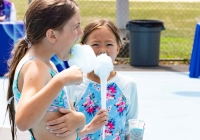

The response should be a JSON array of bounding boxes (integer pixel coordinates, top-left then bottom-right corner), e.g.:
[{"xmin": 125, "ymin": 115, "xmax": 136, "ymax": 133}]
[
  {"xmin": 13, "ymin": 57, "xmax": 70, "ymax": 111},
  {"xmin": 12, "ymin": 57, "xmax": 71, "ymax": 140}
]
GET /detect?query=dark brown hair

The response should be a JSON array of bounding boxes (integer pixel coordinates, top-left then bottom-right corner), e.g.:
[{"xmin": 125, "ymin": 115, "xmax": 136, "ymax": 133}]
[
  {"xmin": 5, "ymin": 0, "xmax": 78, "ymax": 139},
  {"xmin": 80, "ymin": 19, "xmax": 122, "ymax": 47}
]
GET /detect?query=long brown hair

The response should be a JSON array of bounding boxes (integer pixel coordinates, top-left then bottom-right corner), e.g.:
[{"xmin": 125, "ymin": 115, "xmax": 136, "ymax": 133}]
[
  {"xmin": 5, "ymin": 0, "xmax": 78, "ymax": 139},
  {"xmin": 80, "ymin": 19, "xmax": 122, "ymax": 47}
]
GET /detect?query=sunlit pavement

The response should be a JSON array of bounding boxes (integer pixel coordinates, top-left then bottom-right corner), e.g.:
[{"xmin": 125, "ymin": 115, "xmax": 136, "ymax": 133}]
[
  {"xmin": 1, "ymin": 71, "xmax": 200, "ymax": 140},
  {"xmin": 120, "ymin": 71, "xmax": 200, "ymax": 140}
]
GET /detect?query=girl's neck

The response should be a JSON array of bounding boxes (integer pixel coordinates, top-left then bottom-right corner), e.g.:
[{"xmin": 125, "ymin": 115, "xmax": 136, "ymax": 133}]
[
  {"xmin": 86, "ymin": 71, "xmax": 116, "ymax": 84},
  {"xmin": 26, "ymin": 43, "xmax": 54, "ymax": 64}
]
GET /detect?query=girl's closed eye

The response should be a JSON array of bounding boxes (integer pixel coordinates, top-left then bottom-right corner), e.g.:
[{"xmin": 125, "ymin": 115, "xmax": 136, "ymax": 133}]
[
  {"xmin": 91, "ymin": 43, "xmax": 99, "ymax": 47},
  {"xmin": 73, "ymin": 24, "xmax": 80, "ymax": 30},
  {"xmin": 106, "ymin": 43, "xmax": 114, "ymax": 47}
]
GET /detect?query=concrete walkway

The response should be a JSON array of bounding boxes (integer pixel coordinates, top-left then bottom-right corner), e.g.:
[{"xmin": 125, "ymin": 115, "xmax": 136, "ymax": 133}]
[{"xmin": 1, "ymin": 64, "xmax": 200, "ymax": 140}]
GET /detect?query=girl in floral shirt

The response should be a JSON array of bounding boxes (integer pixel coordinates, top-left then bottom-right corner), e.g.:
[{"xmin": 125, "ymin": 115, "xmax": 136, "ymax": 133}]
[{"xmin": 47, "ymin": 19, "xmax": 138, "ymax": 140}]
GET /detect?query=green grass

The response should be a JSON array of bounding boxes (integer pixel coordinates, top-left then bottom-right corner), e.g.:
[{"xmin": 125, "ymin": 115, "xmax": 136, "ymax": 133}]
[
  {"xmin": 11, "ymin": 0, "xmax": 28, "ymax": 20},
  {"xmin": 129, "ymin": 2, "xmax": 199, "ymax": 59},
  {"xmin": 11, "ymin": 0, "xmax": 200, "ymax": 59}
]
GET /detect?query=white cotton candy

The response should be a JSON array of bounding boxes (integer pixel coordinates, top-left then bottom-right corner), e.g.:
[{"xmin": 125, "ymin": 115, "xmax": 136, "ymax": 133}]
[
  {"xmin": 94, "ymin": 53, "xmax": 114, "ymax": 79},
  {"xmin": 68, "ymin": 44, "xmax": 97, "ymax": 73},
  {"xmin": 94, "ymin": 53, "xmax": 113, "ymax": 140}
]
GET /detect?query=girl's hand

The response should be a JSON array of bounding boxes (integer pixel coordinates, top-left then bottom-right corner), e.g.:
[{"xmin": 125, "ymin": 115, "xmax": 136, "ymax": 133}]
[
  {"xmin": 84, "ymin": 109, "xmax": 108, "ymax": 134},
  {"xmin": 59, "ymin": 65, "xmax": 83, "ymax": 86},
  {"xmin": 46, "ymin": 108, "xmax": 85, "ymax": 137},
  {"xmin": 126, "ymin": 134, "xmax": 130, "ymax": 140}
]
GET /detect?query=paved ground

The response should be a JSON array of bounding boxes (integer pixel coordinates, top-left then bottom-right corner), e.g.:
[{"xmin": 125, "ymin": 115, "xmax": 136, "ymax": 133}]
[
  {"xmin": 1, "ymin": 63, "xmax": 200, "ymax": 140},
  {"xmin": 114, "ymin": 63, "xmax": 189, "ymax": 72}
]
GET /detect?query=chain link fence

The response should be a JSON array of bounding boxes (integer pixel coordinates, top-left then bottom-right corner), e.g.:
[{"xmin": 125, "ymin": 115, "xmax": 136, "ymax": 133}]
[{"xmin": 11, "ymin": 0, "xmax": 200, "ymax": 60}]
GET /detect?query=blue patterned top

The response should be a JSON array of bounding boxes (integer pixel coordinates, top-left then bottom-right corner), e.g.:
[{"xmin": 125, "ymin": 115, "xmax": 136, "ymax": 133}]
[
  {"xmin": 75, "ymin": 82, "xmax": 127, "ymax": 140},
  {"xmin": 12, "ymin": 57, "xmax": 71, "ymax": 140},
  {"xmin": 67, "ymin": 73, "xmax": 138, "ymax": 140},
  {"xmin": 12, "ymin": 57, "xmax": 70, "ymax": 112}
]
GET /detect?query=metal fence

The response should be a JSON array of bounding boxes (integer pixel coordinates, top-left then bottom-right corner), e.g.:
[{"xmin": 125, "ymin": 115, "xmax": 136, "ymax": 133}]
[{"xmin": 12, "ymin": 0, "xmax": 200, "ymax": 60}]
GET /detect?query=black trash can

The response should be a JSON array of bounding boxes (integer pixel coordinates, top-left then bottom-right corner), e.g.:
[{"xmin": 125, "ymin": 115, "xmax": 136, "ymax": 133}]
[{"xmin": 126, "ymin": 20, "xmax": 165, "ymax": 66}]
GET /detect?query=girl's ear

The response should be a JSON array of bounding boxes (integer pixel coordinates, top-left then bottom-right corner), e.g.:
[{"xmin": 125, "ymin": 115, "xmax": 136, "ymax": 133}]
[{"xmin": 46, "ymin": 29, "xmax": 57, "ymax": 43}]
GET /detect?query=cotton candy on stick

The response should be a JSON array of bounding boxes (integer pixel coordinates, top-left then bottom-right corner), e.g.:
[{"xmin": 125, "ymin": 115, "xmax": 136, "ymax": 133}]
[
  {"xmin": 94, "ymin": 53, "xmax": 114, "ymax": 140},
  {"xmin": 68, "ymin": 44, "xmax": 97, "ymax": 73}
]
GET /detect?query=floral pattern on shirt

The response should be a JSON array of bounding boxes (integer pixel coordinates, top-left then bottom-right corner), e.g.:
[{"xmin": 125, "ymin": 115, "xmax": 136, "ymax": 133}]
[
  {"xmin": 115, "ymin": 95, "xmax": 127, "ymax": 116},
  {"xmin": 81, "ymin": 91, "xmax": 100, "ymax": 116},
  {"xmin": 76, "ymin": 82, "xmax": 127, "ymax": 140}
]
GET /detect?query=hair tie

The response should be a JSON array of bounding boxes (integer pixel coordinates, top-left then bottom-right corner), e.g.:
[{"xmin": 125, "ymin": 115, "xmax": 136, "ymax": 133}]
[{"xmin": 24, "ymin": 36, "xmax": 32, "ymax": 48}]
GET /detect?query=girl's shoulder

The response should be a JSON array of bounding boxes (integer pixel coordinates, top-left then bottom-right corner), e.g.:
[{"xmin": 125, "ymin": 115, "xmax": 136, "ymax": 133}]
[
  {"xmin": 110, "ymin": 72, "xmax": 137, "ymax": 86},
  {"xmin": 112, "ymin": 72, "xmax": 137, "ymax": 94},
  {"xmin": 17, "ymin": 57, "xmax": 52, "ymax": 79}
]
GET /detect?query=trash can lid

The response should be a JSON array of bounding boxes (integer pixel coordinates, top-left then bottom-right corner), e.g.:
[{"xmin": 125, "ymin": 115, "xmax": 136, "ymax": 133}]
[{"xmin": 127, "ymin": 19, "xmax": 164, "ymax": 28}]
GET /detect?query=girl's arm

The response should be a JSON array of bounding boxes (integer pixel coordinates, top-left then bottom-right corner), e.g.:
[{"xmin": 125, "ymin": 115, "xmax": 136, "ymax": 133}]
[
  {"xmin": 46, "ymin": 108, "xmax": 108, "ymax": 138},
  {"xmin": 15, "ymin": 60, "xmax": 82, "ymax": 131},
  {"xmin": 77, "ymin": 109, "xmax": 108, "ymax": 138},
  {"xmin": 69, "ymin": 99, "xmax": 86, "ymax": 132},
  {"xmin": 46, "ymin": 99, "xmax": 86, "ymax": 137},
  {"xmin": 46, "ymin": 107, "xmax": 86, "ymax": 137}
]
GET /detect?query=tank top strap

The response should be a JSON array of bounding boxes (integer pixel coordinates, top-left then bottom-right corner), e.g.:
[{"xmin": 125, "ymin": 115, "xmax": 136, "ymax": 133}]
[
  {"xmin": 13, "ymin": 57, "xmax": 36, "ymax": 104},
  {"xmin": 15, "ymin": 57, "xmax": 56, "ymax": 78},
  {"xmin": 15, "ymin": 57, "xmax": 35, "ymax": 76}
]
